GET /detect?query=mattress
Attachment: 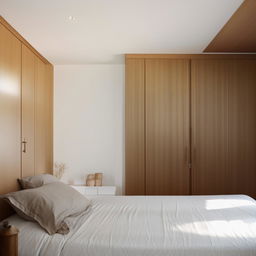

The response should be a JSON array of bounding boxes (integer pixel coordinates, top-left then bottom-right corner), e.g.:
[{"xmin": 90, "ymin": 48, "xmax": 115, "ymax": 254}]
[{"xmin": 6, "ymin": 194, "xmax": 256, "ymax": 256}]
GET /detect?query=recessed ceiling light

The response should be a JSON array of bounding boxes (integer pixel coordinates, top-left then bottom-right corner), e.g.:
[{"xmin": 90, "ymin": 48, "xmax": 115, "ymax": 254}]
[{"xmin": 68, "ymin": 16, "xmax": 76, "ymax": 21}]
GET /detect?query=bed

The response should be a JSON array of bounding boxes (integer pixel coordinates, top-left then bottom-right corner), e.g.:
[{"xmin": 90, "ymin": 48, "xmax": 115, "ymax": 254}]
[{"xmin": 5, "ymin": 194, "xmax": 256, "ymax": 256}]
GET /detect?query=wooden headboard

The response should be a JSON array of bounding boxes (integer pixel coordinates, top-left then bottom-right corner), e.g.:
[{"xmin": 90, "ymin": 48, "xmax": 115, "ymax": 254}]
[{"xmin": 0, "ymin": 16, "xmax": 53, "ymax": 221}]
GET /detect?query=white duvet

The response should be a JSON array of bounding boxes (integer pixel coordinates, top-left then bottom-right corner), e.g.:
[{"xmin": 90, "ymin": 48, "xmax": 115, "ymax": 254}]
[{"xmin": 7, "ymin": 195, "xmax": 256, "ymax": 256}]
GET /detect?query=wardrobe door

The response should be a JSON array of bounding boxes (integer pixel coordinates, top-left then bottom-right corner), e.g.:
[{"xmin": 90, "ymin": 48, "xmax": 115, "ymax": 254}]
[
  {"xmin": 191, "ymin": 59, "xmax": 230, "ymax": 195},
  {"xmin": 0, "ymin": 23, "xmax": 21, "ymax": 191},
  {"xmin": 45, "ymin": 64, "xmax": 54, "ymax": 171},
  {"xmin": 228, "ymin": 60, "xmax": 256, "ymax": 198},
  {"xmin": 125, "ymin": 59, "xmax": 145, "ymax": 195},
  {"xmin": 22, "ymin": 45, "xmax": 35, "ymax": 177},
  {"xmin": 145, "ymin": 59, "xmax": 190, "ymax": 195},
  {"xmin": 35, "ymin": 57, "xmax": 52, "ymax": 174},
  {"xmin": 0, "ymin": 23, "xmax": 21, "ymax": 218}
]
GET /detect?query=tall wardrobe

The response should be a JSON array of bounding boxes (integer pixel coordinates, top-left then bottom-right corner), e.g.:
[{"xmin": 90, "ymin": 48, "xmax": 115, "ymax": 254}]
[
  {"xmin": 0, "ymin": 16, "xmax": 53, "ymax": 205},
  {"xmin": 125, "ymin": 55, "xmax": 256, "ymax": 198}
]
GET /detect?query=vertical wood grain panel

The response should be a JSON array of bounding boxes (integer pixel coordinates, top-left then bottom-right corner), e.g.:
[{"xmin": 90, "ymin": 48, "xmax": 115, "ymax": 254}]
[
  {"xmin": 192, "ymin": 59, "xmax": 256, "ymax": 197},
  {"xmin": 45, "ymin": 64, "xmax": 54, "ymax": 172},
  {"xmin": 228, "ymin": 60, "xmax": 256, "ymax": 198},
  {"xmin": 21, "ymin": 44, "xmax": 35, "ymax": 177},
  {"xmin": 0, "ymin": 23, "xmax": 21, "ymax": 219},
  {"xmin": 125, "ymin": 59, "xmax": 145, "ymax": 195},
  {"xmin": 191, "ymin": 59, "xmax": 229, "ymax": 195},
  {"xmin": 35, "ymin": 57, "xmax": 47, "ymax": 174},
  {"xmin": 145, "ymin": 59, "xmax": 190, "ymax": 195}
]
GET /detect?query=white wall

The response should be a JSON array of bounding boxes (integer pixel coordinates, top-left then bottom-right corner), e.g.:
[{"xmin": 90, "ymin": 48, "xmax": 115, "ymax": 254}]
[{"xmin": 54, "ymin": 65, "xmax": 124, "ymax": 194}]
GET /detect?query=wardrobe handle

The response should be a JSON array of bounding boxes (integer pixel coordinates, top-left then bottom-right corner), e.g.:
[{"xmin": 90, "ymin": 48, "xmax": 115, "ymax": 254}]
[{"xmin": 22, "ymin": 139, "xmax": 27, "ymax": 153}]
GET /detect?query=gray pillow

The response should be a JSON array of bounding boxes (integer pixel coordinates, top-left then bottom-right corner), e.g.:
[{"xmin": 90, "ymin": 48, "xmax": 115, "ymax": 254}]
[
  {"xmin": 18, "ymin": 174, "xmax": 59, "ymax": 189},
  {"xmin": 2, "ymin": 182, "xmax": 91, "ymax": 235}
]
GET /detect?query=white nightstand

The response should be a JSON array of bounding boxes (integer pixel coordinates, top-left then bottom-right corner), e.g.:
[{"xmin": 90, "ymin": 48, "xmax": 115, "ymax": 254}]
[{"xmin": 71, "ymin": 185, "xmax": 116, "ymax": 196}]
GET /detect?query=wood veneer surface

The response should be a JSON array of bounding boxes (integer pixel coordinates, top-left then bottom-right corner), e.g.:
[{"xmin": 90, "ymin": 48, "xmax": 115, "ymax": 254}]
[
  {"xmin": 205, "ymin": 0, "xmax": 256, "ymax": 52},
  {"xmin": 22, "ymin": 45, "xmax": 36, "ymax": 177},
  {"xmin": 191, "ymin": 59, "xmax": 256, "ymax": 197},
  {"xmin": 145, "ymin": 59, "xmax": 190, "ymax": 195},
  {"xmin": 228, "ymin": 60, "xmax": 256, "ymax": 198},
  {"xmin": 125, "ymin": 59, "xmax": 145, "ymax": 195},
  {"xmin": 191, "ymin": 59, "xmax": 229, "ymax": 194},
  {"xmin": 0, "ymin": 17, "xmax": 54, "ymax": 221},
  {"xmin": 0, "ymin": 15, "xmax": 51, "ymax": 64},
  {"xmin": 35, "ymin": 57, "xmax": 53, "ymax": 174},
  {"xmin": 0, "ymin": 23, "xmax": 21, "ymax": 220}
]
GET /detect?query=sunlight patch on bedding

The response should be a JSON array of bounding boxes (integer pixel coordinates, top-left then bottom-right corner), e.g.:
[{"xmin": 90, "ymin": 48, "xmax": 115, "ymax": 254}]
[
  {"xmin": 174, "ymin": 220, "xmax": 256, "ymax": 238},
  {"xmin": 206, "ymin": 199, "xmax": 255, "ymax": 210}
]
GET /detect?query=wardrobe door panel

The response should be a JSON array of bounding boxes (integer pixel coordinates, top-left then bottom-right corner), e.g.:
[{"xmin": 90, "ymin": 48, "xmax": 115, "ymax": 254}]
[
  {"xmin": 145, "ymin": 59, "xmax": 190, "ymax": 195},
  {"xmin": 0, "ymin": 23, "xmax": 21, "ymax": 219},
  {"xmin": 125, "ymin": 59, "xmax": 145, "ymax": 195},
  {"xmin": 191, "ymin": 60, "xmax": 230, "ymax": 195},
  {"xmin": 228, "ymin": 60, "xmax": 256, "ymax": 198},
  {"xmin": 35, "ymin": 57, "xmax": 47, "ymax": 174},
  {"xmin": 0, "ymin": 23, "xmax": 21, "ymax": 192},
  {"xmin": 45, "ymin": 64, "xmax": 54, "ymax": 172},
  {"xmin": 22, "ymin": 45, "xmax": 35, "ymax": 177}
]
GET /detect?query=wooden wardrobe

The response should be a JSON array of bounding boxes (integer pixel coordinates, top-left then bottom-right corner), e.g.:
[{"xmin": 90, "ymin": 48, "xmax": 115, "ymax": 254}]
[
  {"xmin": 0, "ymin": 17, "xmax": 53, "ymax": 220},
  {"xmin": 22, "ymin": 45, "xmax": 53, "ymax": 177},
  {"xmin": 125, "ymin": 54, "xmax": 256, "ymax": 198}
]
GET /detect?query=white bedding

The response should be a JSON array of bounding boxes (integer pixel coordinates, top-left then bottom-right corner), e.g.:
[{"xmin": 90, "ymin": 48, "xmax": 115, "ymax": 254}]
[{"xmin": 6, "ymin": 195, "xmax": 256, "ymax": 256}]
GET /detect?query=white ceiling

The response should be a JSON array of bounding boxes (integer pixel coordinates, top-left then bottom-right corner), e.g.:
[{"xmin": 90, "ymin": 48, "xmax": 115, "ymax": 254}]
[{"xmin": 0, "ymin": 0, "xmax": 243, "ymax": 64}]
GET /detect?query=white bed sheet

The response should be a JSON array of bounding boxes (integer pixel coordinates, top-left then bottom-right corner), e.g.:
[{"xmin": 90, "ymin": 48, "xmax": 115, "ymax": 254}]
[{"xmin": 6, "ymin": 194, "xmax": 256, "ymax": 256}]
